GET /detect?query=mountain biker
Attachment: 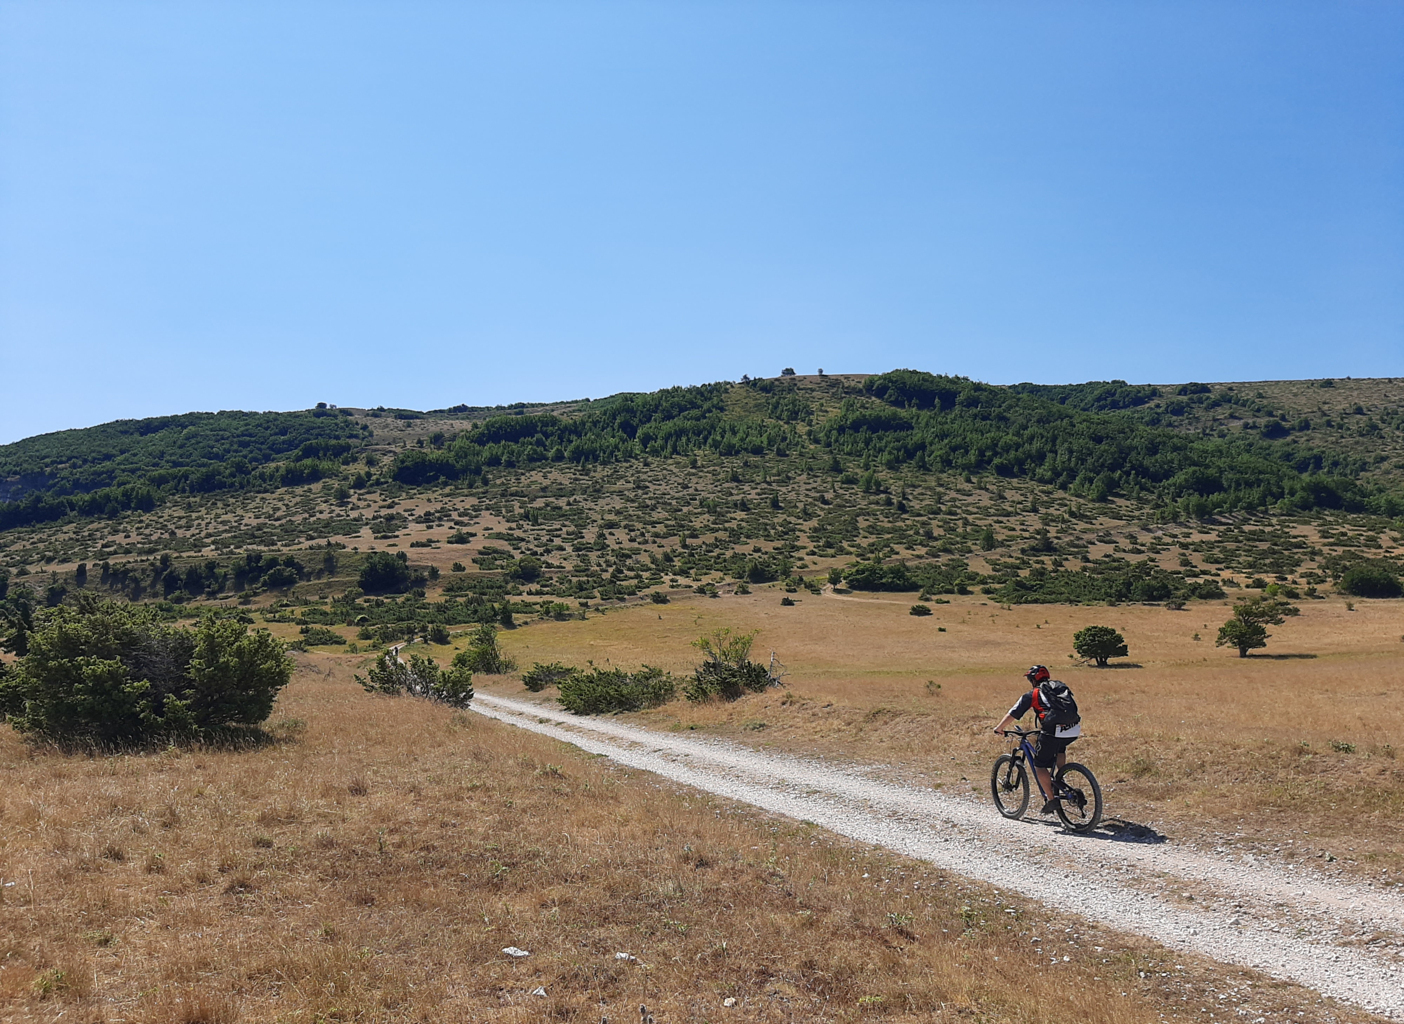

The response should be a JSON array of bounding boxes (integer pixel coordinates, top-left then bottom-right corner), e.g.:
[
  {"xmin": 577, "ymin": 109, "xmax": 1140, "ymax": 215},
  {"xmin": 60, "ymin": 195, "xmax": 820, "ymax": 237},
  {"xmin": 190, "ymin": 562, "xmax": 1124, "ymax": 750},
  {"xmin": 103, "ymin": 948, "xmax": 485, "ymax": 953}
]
[{"xmin": 992, "ymin": 665, "xmax": 1081, "ymax": 815}]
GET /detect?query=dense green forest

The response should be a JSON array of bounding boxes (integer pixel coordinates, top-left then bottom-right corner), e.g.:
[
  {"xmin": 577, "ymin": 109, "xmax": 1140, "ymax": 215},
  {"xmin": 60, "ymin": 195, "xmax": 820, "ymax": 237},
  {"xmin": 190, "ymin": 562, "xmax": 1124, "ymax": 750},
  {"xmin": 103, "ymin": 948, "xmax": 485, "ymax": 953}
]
[
  {"xmin": 390, "ymin": 371, "xmax": 1400, "ymax": 519},
  {"xmin": 0, "ymin": 410, "xmax": 370, "ymax": 530}
]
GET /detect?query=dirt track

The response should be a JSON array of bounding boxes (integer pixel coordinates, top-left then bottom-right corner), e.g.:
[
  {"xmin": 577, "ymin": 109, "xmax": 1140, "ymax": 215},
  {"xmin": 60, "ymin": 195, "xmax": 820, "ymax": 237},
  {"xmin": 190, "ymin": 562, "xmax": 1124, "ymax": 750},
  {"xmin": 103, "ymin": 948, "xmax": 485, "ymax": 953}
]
[{"xmin": 473, "ymin": 692, "xmax": 1404, "ymax": 1020}]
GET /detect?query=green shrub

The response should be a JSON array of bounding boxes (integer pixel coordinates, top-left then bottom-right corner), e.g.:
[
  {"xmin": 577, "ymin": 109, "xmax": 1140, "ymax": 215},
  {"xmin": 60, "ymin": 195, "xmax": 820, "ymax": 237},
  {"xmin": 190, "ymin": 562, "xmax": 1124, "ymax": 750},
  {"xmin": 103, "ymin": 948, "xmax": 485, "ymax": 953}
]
[
  {"xmin": 299, "ymin": 625, "xmax": 343, "ymax": 647},
  {"xmin": 557, "ymin": 666, "xmax": 676, "ymax": 715},
  {"xmin": 1339, "ymin": 561, "xmax": 1403, "ymax": 598},
  {"xmin": 685, "ymin": 658, "xmax": 770, "ymax": 702},
  {"xmin": 909, "ymin": 603, "xmax": 932, "ymax": 616},
  {"xmin": 843, "ymin": 562, "xmax": 918, "ymax": 591},
  {"xmin": 684, "ymin": 627, "xmax": 774, "ymax": 702},
  {"xmin": 458, "ymin": 623, "xmax": 515, "ymax": 674},
  {"xmin": 0, "ymin": 599, "xmax": 291, "ymax": 747},
  {"xmin": 359, "ymin": 551, "xmax": 413, "ymax": 594},
  {"xmin": 522, "ymin": 661, "xmax": 578, "ymax": 692},
  {"xmin": 650, "ymin": 591, "xmax": 670, "ymax": 604},
  {"xmin": 425, "ymin": 623, "xmax": 451, "ymax": 645},
  {"xmin": 356, "ymin": 650, "xmax": 473, "ymax": 707}
]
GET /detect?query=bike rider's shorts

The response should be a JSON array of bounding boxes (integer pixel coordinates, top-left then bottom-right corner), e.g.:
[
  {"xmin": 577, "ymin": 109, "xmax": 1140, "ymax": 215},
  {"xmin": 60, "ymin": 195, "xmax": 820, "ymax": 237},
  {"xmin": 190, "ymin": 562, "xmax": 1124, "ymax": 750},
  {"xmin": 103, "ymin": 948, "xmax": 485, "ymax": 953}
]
[{"xmin": 1032, "ymin": 733, "xmax": 1075, "ymax": 769}]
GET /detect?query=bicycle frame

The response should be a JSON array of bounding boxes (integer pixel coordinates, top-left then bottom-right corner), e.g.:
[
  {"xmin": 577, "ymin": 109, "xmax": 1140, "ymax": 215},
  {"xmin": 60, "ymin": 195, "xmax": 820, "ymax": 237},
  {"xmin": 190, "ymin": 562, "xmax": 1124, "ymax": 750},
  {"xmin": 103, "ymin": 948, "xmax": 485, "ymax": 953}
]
[{"xmin": 1005, "ymin": 728, "xmax": 1054, "ymax": 802}]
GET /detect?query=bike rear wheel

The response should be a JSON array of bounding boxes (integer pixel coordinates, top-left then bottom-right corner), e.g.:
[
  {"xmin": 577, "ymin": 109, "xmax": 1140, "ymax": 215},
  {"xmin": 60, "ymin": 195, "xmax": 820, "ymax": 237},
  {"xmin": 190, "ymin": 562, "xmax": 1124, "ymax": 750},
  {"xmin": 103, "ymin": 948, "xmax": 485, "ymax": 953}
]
[
  {"xmin": 990, "ymin": 754, "xmax": 1030, "ymax": 819},
  {"xmin": 1053, "ymin": 762, "xmax": 1102, "ymax": 832}
]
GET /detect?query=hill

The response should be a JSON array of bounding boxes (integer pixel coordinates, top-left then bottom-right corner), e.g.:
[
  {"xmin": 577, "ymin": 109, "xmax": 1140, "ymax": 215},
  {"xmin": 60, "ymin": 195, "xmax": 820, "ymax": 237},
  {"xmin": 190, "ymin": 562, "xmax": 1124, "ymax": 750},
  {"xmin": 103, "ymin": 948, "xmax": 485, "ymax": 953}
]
[{"xmin": 0, "ymin": 370, "xmax": 1401, "ymax": 629}]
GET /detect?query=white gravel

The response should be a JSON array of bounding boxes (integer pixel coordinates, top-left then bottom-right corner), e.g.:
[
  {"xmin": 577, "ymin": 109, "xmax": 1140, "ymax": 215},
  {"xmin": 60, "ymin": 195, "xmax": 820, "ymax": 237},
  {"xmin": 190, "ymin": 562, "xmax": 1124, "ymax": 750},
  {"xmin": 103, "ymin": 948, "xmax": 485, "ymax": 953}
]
[{"xmin": 473, "ymin": 692, "xmax": 1404, "ymax": 1020}]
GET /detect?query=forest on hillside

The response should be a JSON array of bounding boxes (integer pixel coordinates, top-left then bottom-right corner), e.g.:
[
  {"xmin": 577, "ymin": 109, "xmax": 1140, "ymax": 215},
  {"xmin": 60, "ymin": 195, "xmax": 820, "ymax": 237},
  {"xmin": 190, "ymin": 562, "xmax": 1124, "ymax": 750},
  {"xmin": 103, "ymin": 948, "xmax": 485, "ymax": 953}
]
[{"xmin": 2, "ymin": 371, "xmax": 1402, "ymax": 537}]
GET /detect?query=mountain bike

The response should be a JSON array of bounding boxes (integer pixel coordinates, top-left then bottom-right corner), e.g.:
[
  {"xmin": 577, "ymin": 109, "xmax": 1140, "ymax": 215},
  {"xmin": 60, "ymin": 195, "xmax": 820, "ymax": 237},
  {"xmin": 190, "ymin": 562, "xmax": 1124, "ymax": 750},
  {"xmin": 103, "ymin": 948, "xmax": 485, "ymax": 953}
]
[{"xmin": 991, "ymin": 727, "xmax": 1102, "ymax": 832}]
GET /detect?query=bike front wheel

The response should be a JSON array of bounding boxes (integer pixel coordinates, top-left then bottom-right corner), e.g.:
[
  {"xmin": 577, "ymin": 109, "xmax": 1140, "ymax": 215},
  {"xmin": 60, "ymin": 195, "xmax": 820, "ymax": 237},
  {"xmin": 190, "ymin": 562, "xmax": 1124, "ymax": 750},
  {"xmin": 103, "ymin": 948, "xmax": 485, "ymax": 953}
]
[
  {"xmin": 990, "ymin": 754, "xmax": 1030, "ymax": 819},
  {"xmin": 1054, "ymin": 762, "xmax": 1103, "ymax": 832}
]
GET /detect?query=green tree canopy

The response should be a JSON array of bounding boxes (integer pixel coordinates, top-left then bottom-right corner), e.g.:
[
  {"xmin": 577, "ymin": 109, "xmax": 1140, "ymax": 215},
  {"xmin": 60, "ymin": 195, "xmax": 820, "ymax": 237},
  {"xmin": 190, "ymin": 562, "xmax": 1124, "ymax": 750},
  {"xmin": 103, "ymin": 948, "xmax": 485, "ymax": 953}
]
[
  {"xmin": 359, "ymin": 551, "xmax": 414, "ymax": 594},
  {"xmin": 1215, "ymin": 595, "xmax": 1297, "ymax": 657},
  {"xmin": 1073, "ymin": 625, "xmax": 1129, "ymax": 667},
  {"xmin": 0, "ymin": 600, "xmax": 290, "ymax": 747},
  {"xmin": 1339, "ymin": 561, "xmax": 1403, "ymax": 598}
]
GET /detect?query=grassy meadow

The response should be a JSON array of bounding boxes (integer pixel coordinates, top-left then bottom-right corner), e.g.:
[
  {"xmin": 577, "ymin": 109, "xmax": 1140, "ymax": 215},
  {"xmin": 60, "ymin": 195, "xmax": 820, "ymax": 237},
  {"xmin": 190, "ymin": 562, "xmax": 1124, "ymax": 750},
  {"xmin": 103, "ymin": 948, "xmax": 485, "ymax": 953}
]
[
  {"xmin": 444, "ymin": 587, "xmax": 1404, "ymax": 875},
  {"xmin": 0, "ymin": 660, "xmax": 1389, "ymax": 1024},
  {"xmin": 2, "ymin": 372, "xmax": 1403, "ymax": 1020}
]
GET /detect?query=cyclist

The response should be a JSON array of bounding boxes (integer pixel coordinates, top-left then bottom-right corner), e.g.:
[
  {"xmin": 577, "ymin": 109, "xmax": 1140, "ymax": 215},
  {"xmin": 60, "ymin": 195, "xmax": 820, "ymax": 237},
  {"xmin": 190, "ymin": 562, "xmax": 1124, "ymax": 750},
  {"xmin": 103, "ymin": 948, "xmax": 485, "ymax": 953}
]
[{"xmin": 992, "ymin": 665, "xmax": 1081, "ymax": 815}]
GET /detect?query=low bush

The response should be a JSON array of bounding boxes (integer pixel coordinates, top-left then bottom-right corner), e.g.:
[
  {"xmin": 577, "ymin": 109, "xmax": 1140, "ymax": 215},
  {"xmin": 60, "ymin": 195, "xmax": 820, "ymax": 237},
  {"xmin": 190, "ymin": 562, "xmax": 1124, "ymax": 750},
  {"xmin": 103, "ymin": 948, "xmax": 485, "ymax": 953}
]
[
  {"xmin": 557, "ymin": 666, "xmax": 676, "ymax": 715},
  {"xmin": 685, "ymin": 658, "xmax": 770, "ymax": 701},
  {"xmin": 910, "ymin": 603, "xmax": 932, "ymax": 616},
  {"xmin": 522, "ymin": 661, "xmax": 578, "ymax": 692},
  {"xmin": 299, "ymin": 625, "xmax": 344, "ymax": 646},
  {"xmin": 356, "ymin": 651, "xmax": 474, "ymax": 707},
  {"xmin": 685, "ymin": 627, "xmax": 776, "ymax": 702}
]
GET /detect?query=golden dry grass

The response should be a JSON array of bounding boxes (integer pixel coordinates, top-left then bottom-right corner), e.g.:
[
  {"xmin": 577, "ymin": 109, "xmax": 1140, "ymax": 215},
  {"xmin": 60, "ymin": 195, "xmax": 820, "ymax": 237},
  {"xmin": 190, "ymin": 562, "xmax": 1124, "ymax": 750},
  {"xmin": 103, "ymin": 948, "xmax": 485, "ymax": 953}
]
[
  {"xmin": 5, "ymin": 655, "xmax": 1382, "ymax": 1023},
  {"xmin": 474, "ymin": 589, "xmax": 1404, "ymax": 873}
]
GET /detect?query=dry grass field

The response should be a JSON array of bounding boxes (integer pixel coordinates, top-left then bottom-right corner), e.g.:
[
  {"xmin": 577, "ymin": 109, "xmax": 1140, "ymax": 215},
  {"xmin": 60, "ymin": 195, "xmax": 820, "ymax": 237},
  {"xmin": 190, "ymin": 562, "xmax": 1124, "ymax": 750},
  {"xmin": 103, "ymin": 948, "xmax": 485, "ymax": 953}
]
[
  {"xmin": 1, "ymin": 658, "xmax": 1387, "ymax": 1024},
  {"xmin": 463, "ymin": 588, "xmax": 1404, "ymax": 876},
  {"xmin": 3, "ymin": 374, "xmax": 1402, "ymax": 1020}
]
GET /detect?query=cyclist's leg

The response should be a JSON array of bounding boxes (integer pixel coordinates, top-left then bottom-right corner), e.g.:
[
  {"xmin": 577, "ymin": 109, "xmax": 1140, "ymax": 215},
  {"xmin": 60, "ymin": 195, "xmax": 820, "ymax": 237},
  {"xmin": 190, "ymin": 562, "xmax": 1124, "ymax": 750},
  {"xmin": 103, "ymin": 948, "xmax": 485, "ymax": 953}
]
[{"xmin": 1031, "ymin": 737, "xmax": 1058, "ymax": 806}]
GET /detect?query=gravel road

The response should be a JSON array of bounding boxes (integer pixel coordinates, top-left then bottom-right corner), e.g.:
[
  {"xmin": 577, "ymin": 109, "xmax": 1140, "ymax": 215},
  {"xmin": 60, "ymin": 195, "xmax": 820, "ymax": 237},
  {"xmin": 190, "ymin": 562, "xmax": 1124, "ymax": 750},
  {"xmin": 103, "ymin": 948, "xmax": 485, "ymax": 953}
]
[{"xmin": 472, "ymin": 692, "xmax": 1404, "ymax": 1020}]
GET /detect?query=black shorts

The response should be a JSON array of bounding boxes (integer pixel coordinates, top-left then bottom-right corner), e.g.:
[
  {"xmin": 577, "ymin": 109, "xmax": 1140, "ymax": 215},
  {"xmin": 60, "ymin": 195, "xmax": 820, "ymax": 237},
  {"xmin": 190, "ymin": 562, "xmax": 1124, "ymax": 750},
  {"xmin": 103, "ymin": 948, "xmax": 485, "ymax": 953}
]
[{"xmin": 1032, "ymin": 733, "xmax": 1075, "ymax": 770}]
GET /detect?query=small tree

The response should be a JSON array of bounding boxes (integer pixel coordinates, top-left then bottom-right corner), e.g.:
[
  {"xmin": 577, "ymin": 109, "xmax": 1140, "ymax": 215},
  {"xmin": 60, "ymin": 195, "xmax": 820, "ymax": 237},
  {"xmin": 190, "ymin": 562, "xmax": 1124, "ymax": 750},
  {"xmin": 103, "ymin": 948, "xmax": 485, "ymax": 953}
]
[
  {"xmin": 459, "ymin": 622, "xmax": 514, "ymax": 674},
  {"xmin": 1073, "ymin": 625, "xmax": 1128, "ymax": 667},
  {"xmin": 1216, "ymin": 618, "xmax": 1269, "ymax": 658},
  {"xmin": 359, "ymin": 551, "xmax": 413, "ymax": 594},
  {"xmin": 1215, "ymin": 595, "xmax": 1296, "ymax": 657}
]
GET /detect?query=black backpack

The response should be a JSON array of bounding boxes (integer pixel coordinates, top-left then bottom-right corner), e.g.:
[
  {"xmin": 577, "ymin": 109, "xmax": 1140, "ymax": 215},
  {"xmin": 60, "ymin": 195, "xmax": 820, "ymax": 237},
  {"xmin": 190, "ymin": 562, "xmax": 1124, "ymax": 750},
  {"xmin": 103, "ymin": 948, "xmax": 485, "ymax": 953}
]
[{"xmin": 1036, "ymin": 680, "xmax": 1080, "ymax": 727}]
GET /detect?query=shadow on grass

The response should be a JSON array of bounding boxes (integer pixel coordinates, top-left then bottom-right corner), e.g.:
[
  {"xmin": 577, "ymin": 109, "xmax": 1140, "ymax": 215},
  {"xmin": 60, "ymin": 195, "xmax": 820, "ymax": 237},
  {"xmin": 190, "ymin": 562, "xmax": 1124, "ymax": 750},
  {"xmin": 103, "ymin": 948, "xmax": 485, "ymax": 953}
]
[
  {"xmin": 1091, "ymin": 663, "xmax": 1144, "ymax": 670},
  {"xmin": 26, "ymin": 721, "xmax": 302, "ymax": 757},
  {"xmin": 1246, "ymin": 652, "xmax": 1318, "ymax": 660}
]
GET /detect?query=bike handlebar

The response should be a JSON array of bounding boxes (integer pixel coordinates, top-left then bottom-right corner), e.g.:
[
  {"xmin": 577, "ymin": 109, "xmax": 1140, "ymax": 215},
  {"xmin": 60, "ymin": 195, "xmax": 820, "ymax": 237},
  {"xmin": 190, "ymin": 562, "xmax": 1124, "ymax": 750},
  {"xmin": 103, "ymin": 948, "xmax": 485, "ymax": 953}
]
[{"xmin": 998, "ymin": 727, "xmax": 1039, "ymax": 738}]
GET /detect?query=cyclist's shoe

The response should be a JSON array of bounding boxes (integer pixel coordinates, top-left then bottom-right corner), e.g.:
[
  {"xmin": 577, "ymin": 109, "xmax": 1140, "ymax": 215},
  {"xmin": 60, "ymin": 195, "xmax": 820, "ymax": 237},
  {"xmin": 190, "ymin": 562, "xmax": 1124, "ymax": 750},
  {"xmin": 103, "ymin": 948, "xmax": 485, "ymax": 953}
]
[{"xmin": 1040, "ymin": 798, "xmax": 1060, "ymax": 815}]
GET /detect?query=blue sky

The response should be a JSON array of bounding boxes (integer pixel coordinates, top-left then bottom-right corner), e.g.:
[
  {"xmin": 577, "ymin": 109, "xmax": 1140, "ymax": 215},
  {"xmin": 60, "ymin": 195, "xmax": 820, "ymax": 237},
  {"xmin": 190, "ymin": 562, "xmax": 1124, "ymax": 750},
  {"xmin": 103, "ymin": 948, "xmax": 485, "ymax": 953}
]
[{"xmin": 2, "ymin": 1, "xmax": 1401, "ymax": 444}]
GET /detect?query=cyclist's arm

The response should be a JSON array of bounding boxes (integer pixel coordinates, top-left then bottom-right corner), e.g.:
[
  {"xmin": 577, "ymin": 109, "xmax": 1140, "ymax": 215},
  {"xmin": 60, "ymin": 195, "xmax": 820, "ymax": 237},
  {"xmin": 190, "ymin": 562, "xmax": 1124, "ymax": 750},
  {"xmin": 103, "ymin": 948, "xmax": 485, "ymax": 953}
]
[{"xmin": 993, "ymin": 692, "xmax": 1033, "ymax": 734}]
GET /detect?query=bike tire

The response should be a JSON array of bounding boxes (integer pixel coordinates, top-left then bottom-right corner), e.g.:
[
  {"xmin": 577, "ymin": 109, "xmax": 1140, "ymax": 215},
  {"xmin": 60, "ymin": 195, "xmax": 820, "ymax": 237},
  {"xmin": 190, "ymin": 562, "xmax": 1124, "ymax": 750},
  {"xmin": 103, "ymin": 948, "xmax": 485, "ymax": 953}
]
[
  {"xmin": 990, "ymin": 754, "xmax": 1030, "ymax": 819},
  {"xmin": 1053, "ymin": 762, "xmax": 1102, "ymax": 832}
]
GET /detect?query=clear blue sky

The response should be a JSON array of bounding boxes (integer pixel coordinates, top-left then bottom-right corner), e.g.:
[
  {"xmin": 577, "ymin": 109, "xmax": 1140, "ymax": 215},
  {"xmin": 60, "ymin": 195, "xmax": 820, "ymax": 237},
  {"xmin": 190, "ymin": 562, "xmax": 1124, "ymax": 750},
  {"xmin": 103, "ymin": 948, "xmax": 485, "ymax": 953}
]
[{"xmin": 2, "ymin": 1, "xmax": 1401, "ymax": 444}]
